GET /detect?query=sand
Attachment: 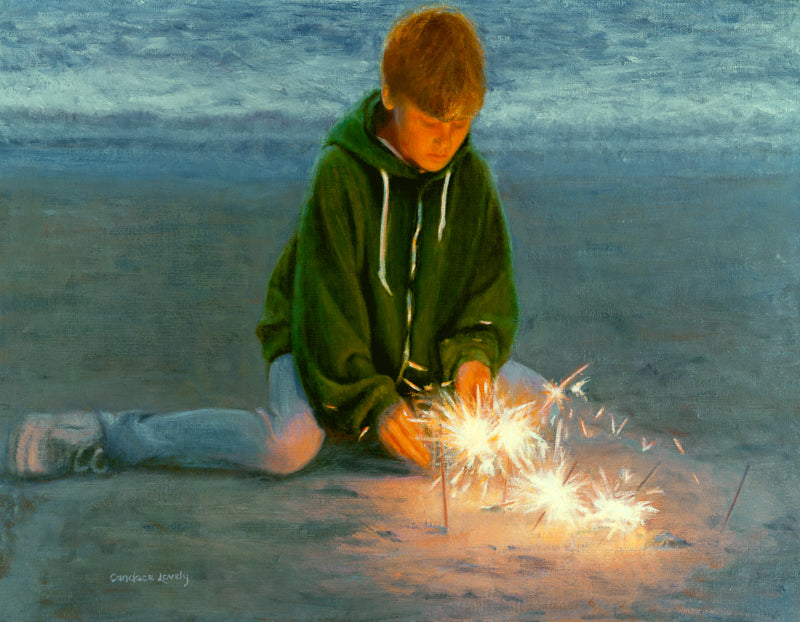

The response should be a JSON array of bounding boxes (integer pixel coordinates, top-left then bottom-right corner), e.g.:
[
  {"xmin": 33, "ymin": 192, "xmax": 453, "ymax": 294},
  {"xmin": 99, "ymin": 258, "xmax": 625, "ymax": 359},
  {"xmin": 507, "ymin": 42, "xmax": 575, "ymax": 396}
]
[{"xmin": 0, "ymin": 171, "xmax": 798, "ymax": 620}]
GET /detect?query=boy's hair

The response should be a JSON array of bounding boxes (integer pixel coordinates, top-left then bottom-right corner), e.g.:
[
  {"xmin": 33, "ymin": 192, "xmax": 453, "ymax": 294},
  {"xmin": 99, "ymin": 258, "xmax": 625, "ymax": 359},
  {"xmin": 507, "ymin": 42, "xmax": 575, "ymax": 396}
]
[{"xmin": 381, "ymin": 5, "xmax": 486, "ymax": 121}]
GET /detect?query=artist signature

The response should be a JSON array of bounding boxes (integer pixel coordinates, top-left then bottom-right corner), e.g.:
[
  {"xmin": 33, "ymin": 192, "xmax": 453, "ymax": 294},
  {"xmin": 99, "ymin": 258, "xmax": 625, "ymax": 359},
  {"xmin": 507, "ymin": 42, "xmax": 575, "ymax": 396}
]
[{"xmin": 109, "ymin": 570, "xmax": 190, "ymax": 587}]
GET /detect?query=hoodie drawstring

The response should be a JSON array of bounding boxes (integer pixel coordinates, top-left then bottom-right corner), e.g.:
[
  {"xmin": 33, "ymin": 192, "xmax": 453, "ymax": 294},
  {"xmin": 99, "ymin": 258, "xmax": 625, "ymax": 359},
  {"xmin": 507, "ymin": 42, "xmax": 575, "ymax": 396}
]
[
  {"xmin": 438, "ymin": 169, "xmax": 452, "ymax": 241},
  {"xmin": 378, "ymin": 169, "xmax": 393, "ymax": 296},
  {"xmin": 378, "ymin": 168, "xmax": 451, "ymax": 296}
]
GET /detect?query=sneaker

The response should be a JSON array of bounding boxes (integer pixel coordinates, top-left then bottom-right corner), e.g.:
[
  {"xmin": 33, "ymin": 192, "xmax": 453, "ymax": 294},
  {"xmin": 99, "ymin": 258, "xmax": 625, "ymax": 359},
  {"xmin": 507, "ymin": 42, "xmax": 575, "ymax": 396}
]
[{"xmin": 5, "ymin": 411, "xmax": 108, "ymax": 479}]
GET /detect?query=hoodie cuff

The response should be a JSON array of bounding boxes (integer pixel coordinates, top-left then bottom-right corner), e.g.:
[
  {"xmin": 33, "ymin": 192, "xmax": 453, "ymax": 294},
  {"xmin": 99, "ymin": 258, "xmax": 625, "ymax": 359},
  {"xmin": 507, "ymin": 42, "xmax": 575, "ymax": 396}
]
[
  {"xmin": 439, "ymin": 331, "xmax": 499, "ymax": 382},
  {"xmin": 350, "ymin": 383, "xmax": 405, "ymax": 441}
]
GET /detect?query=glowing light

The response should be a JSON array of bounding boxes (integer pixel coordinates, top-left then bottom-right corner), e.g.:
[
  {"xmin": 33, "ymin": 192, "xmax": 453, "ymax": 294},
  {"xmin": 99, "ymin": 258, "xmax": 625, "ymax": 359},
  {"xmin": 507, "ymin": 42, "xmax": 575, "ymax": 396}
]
[
  {"xmin": 416, "ymin": 364, "xmax": 663, "ymax": 541},
  {"xmin": 510, "ymin": 457, "xmax": 588, "ymax": 529},
  {"xmin": 538, "ymin": 363, "xmax": 590, "ymax": 421},
  {"xmin": 570, "ymin": 378, "xmax": 590, "ymax": 400},
  {"xmin": 420, "ymin": 384, "xmax": 547, "ymax": 499},
  {"xmin": 495, "ymin": 404, "xmax": 548, "ymax": 471},
  {"xmin": 588, "ymin": 469, "xmax": 658, "ymax": 537}
]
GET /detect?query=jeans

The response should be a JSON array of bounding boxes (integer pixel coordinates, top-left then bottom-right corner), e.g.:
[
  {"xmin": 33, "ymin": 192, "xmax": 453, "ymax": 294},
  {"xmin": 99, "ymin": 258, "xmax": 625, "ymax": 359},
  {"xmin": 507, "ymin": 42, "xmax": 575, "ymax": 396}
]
[
  {"xmin": 103, "ymin": 354, "xmax": 324, "ymax": 475},
  {"xmin": 102, "ymin": 355, "xmax": 548, "ymax": 475}
]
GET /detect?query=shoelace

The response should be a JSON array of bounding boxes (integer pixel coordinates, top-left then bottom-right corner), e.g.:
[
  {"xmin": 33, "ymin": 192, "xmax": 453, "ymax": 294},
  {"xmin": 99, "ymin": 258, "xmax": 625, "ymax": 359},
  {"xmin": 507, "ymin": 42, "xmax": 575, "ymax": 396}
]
[{"xmin": 72, "ymin": 445, "xmax": 109, "ymax": 475}]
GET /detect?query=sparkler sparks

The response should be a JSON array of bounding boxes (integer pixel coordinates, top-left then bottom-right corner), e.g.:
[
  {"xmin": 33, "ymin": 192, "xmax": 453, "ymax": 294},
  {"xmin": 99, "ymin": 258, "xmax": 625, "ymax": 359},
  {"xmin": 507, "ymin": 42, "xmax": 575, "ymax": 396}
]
[
  {"xmin": 417, "ymin": 364, "xmax": 662, "ymax": 540},
  {"xmin": 420, "ymin": 385, "xmax": 547, "ymax": 499},
  {"xmin": 539, "ymin": 363, "xmax": 590, "ymax": 418},
  {"xmin": 513, "ymin": 457, "xmax": 587, "ymax": 530},
  {"xmin": 589, "ymin": 469, "xmax": 659, "ymax": 538}
]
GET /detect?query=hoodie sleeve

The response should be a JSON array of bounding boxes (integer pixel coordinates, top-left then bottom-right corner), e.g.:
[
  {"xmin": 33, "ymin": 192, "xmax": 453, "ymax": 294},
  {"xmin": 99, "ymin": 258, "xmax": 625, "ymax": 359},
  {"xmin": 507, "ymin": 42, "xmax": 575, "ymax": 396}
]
[
  {"xmin": 292, "ymin": 148, "xmax": 402, "ymax": 437},
  {"xmin": 438, "ymin": 174, "xmax": 519, "ymax": 381}
]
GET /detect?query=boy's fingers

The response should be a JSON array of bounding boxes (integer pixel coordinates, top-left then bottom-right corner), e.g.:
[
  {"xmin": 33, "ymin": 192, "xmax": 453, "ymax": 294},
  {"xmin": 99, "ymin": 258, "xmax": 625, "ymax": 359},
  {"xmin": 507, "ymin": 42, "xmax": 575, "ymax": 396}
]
[
  {"xmin": 401, "ymin": 433, "xmax": 430, "ymax": 467},
  {"xmin": 381, "ymin": 416, "xmax": 430, "ymax": 467},
  {"xmin": 456, "ymin": 360, "xmax": 493, "ymax": 406},
  {"xmin": 386, "ymin": 420, "xmax": 429, "ymax": 466},
  {"xmin": 394, "ymin": 407, "xmax": 420, "ymax": 437},
  {"xmin": 394, "ymin": 409, "xmax": 431, "ymax": 465}
]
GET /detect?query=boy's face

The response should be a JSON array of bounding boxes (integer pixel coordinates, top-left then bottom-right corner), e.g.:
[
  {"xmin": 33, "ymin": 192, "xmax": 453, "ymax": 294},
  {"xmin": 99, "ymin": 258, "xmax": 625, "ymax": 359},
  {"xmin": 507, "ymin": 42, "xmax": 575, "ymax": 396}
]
[{"xmin": 381, "ymin": 88, "xmax": 473, "ymax": 172}]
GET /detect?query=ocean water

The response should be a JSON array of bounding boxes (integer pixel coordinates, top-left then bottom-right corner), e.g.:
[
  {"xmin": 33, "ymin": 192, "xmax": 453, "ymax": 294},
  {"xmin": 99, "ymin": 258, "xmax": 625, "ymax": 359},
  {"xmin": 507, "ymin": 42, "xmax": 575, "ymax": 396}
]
[{"xmin": 1, "ymin": 0, "xmax": 798, "ymax": 179}]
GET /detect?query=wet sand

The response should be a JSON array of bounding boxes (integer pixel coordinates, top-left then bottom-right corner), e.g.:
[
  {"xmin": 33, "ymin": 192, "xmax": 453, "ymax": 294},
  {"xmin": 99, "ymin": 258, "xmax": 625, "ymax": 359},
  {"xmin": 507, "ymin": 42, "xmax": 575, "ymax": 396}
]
[{"xmin": 1, "ymin": 171, "xmax": 798, "ymax": 620}]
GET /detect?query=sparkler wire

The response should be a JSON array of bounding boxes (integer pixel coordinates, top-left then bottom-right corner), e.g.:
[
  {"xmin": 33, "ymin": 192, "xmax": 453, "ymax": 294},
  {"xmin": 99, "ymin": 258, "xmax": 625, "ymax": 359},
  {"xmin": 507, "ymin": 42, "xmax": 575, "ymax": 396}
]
[
  {"xmin": 721, "ymin": 463, "xmax": 750, "ymax": 531},
  {"xmin": 636, "ymin": 461, "xmax": 661, "ymax": 492},
  {"xmin": 439, "ymin": 427, "xmax": 449, "ymax": 533}
]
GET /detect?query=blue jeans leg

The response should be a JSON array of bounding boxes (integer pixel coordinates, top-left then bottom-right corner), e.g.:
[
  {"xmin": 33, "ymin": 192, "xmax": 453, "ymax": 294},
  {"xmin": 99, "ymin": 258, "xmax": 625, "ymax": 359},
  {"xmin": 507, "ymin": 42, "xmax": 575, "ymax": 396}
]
[
  {"xmin": 497, "ymin": 359, "xmax": 560, "ymax": 421},
  {"xmin": 102, "ymin": 354, "xmax": 325, "ymax": 475},
  {"xmin": 497, "ymin": 359, "xmax": 548, "ymax": 393}
]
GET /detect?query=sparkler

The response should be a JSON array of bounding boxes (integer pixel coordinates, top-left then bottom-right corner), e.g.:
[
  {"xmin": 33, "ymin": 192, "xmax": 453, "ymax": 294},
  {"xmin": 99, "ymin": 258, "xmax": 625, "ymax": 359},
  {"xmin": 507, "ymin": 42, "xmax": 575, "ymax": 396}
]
[
  {"xmin": 417, "ymin": 363, "xmax": 662, "ymax": 540},
  {"xmin": 529, "ymin": 458, "xmax": 580, "ymax": 531},
  {"xmin": 636, "ymin": 461, "xmax": 661, "ymax": 492},
  {"xmin": 588, "ymin": 468, "xmax": 658, "ymax": 538},
  {"xmin": 419, "ymin": 385, "xmax": 547, "ymax": 501},
  {"xmin": 514, "ymin": 456, "xmax": 587, "ymax": 531},
  {"xmin": 537, "ymin": 363, "xmax": 590, "ymax": 422},
  {"xmin": 257, "ymin": 407, "xmax": 279, "ymax": 443},
  {"xmin": 720, "ymin": 463, "xmax": 750, "ymax": 531},
  {"xmin": 439, "ymin": 429, "xmax": 449, "ymax": 533}
]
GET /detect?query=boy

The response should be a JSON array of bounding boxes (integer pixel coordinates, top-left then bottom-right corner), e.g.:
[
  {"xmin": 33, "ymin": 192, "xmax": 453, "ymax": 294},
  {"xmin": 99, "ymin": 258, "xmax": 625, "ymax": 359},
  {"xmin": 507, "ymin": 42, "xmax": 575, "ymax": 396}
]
[
  {"xmin": 4, "ymin": 5, "xmax": 545, "ymax": 479},
  {"xmin": 256, "ymin": 5, "xmax": 528, "ymax": 468}
]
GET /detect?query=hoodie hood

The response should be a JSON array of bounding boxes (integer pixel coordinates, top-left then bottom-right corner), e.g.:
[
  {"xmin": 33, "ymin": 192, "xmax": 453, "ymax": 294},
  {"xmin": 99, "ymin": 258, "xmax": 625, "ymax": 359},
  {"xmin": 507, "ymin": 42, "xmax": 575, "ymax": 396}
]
[{"xmin": 324, "ymin": 89, "xmax": 472, "ymax": 180}]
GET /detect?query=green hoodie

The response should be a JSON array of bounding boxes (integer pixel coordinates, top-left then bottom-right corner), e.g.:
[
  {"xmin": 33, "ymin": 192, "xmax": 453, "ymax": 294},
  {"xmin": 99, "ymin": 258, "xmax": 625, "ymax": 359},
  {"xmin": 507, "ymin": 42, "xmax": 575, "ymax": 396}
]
[{"xmin": 256, "ymin": 89, "xmax": 519, "ymax": 438}]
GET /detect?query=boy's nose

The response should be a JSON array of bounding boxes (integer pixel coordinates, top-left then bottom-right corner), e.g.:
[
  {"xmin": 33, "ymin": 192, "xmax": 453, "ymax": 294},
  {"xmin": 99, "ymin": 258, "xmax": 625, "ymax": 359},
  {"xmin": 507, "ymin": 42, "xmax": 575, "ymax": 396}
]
[{"xmin": 434, "ymin": 124, "xmax": 452, "ymax": 149}]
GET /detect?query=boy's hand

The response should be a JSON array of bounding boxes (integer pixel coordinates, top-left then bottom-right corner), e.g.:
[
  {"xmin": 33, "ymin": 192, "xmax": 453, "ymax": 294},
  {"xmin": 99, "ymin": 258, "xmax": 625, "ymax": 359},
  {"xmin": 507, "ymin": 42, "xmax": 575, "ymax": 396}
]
[
  {"xmin": 455, "ymin": 360, "xmax": 492, "ymax": 406},
  {"xmin": 378, "ymin": 401, "xmax": 430, "ymax": 467}
]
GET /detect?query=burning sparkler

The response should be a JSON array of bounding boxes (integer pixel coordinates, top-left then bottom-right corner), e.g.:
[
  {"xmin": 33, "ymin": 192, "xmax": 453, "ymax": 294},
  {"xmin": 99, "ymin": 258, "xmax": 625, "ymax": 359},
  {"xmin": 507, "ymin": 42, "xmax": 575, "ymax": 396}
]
[
  {"xmin": 588, "ymin": 467, "xmax": 659, "ymax": 538},
  {"xmin": 419, "ymin": 384, "xmax": 548, "ymax": 501},
  {"xmin": 517, "ymin": 457, "xmax": 586, "ymax": 531},
  {"xmin": 417, "ymin": 363, "xmax": 663, "ymax": 540}
]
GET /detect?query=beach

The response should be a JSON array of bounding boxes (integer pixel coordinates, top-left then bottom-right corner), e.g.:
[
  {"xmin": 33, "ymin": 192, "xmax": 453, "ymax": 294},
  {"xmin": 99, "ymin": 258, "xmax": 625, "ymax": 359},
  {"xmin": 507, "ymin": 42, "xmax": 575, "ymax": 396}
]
[
  {"xmin": 1, "ymin": 170, "xmax": 798, "ymax": 620},
  {"xmin": 1, "ymin": 0, "xmax": 799, "ymax": 619}
]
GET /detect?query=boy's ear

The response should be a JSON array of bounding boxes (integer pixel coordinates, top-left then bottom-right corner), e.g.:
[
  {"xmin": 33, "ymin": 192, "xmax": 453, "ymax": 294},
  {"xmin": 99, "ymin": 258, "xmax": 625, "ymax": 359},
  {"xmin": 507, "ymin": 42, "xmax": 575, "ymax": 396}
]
[{"xmin": 381, "ymin": 84, "xmax": 394, "ymax": 111}]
